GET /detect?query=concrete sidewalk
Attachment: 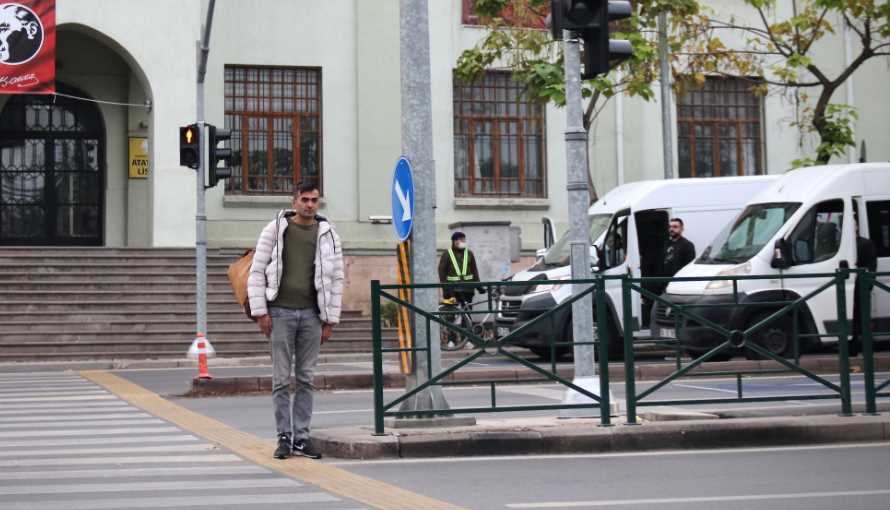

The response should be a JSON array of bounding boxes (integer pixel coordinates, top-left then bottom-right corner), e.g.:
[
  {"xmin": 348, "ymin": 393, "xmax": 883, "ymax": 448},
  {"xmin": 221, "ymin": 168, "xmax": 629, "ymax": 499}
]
[
  {"xmin": 314, "ymin": 412, "xmax": 890, "ymax": 460},
  {"xmin": 186, "ymin": 354, "xmax": 890, "ymax": 396}
]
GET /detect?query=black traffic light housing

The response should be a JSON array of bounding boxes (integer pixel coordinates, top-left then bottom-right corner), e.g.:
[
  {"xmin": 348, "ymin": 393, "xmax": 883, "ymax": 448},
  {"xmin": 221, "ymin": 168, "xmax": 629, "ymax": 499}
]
[
  {"xmin": 206, "ymin": 124, "xmax": 232, "ymax": 189},
  {"xmin": 550, "ymin": 0, "xmax": 633, "ymax": 79},
  {"xmin": 179, "ymin": 124, "xmax": 200, "ymax": 169}
]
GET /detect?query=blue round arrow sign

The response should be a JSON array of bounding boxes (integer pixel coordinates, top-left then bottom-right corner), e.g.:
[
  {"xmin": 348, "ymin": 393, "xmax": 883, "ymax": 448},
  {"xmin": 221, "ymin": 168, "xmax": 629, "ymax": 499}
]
[{"xmin": 392, "ymin": 157, "xmax": 415, "ymax": 242}]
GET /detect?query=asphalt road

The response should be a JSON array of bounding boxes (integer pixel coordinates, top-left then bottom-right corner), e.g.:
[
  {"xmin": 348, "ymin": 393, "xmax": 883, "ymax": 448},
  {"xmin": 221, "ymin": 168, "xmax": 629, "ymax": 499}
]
[
  {"xmin": 128, "ymin": 370, "xmax": 886, "ymax": 438},
  {"xmin": 332, "ymin": 442, "xmax": 890, "ymax": 510}
]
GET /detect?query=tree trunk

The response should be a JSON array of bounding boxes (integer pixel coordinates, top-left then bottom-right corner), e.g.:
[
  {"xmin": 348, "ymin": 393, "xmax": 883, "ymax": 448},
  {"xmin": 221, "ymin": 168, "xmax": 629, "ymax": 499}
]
[{"xmin": 811, "ymin": 84, "xmax": 837, "ymax": 164}]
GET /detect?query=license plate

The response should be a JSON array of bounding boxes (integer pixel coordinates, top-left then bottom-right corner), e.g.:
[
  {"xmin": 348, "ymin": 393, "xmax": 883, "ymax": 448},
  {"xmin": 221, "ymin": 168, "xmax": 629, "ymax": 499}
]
[
  {"xmin": 497, "ymin": 327, "xmax": 511, "ymax": 338},
  {"xmin": 661, "ymin": 328, "xmax": 676, "ymax": 339}
]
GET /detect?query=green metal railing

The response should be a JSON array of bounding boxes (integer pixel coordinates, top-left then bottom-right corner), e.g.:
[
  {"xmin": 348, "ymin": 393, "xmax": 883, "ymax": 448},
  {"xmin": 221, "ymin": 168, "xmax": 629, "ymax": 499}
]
[
  {"xmin": 858, "ymin": 270, "xmax": 890, "ymax": 414},
  {"xmin": 618, "ymin": 270, "xmax": 856, "ymax": 423},
  {"xmin": 371, "ymin": 278, "xmax": 613, "ymax": 434},
  {"xmin": 372, "ymin": 269, "xmax": 885, "ymax": 434}
]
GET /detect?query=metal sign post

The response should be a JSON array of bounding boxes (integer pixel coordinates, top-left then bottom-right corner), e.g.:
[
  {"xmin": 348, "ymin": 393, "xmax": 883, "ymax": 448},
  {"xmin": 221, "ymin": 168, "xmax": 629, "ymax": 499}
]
[{"xmin": 398, "ymin": 0, "xmax": 449, "ymax": 415}]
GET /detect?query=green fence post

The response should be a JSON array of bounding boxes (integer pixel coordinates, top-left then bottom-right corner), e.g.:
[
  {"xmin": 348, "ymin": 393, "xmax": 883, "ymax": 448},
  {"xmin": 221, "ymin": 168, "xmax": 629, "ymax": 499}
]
[
  {"xmin": 371, "ymin": 280, "xmax": 385, "ymax": 435},
  {"xmin": 622, "ymin": 276, "xmax": 638, "ymax": 425},
  {"xmin": 836, "ymin": 270, "xmax": 853, "ymax": 417},
  {"xmin": 595, "ymin": 277, "xmax": 612, "ymax": 427},
  {"xmin": 861, "ymin": 271, "xmax": 878, "ymax": 415}
]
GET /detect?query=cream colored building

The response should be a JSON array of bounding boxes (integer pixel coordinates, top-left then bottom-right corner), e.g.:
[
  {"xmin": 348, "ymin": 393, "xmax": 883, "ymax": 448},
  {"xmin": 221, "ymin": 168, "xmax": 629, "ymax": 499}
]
[{"xmin": 1, "ymin": 0, "xmax": 887, "ymax": 309}]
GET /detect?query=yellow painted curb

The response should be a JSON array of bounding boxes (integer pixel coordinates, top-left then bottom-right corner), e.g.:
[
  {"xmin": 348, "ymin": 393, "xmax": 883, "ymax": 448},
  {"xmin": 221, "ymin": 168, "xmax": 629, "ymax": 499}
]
[{"xmin": 81, "ymin": 370, "xmax": 466, "ymax": 510}]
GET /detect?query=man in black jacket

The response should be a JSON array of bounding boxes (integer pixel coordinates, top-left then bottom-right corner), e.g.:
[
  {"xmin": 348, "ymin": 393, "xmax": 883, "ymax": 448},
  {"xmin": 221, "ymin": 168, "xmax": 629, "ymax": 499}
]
[
  {"xmin": 663, "ymin": 218, "xmax": 696, "ymax": 278},
  {"xmin": 438, "ymin": 231, "xmax": 481, "ymax": 304}
]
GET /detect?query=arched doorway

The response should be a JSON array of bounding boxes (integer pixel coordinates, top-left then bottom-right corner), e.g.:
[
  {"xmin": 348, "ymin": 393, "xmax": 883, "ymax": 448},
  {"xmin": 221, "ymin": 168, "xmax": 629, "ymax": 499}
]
[{"xmin": 0, "ymin": 86, "xmax": 105, "ymax": 245}]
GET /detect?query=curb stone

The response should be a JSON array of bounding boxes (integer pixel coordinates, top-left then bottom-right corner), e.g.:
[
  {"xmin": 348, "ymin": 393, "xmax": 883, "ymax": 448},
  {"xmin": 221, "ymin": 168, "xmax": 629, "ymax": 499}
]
[{"xmin": 313, "ymin": 414, "xmax": 890, "ymax": 459}]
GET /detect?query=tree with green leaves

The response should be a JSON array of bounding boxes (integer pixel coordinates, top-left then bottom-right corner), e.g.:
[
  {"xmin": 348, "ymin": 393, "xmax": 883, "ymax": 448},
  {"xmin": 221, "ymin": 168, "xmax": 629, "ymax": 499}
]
[{"xmin": 457, "ymin": 0, "xmax": 890, "ymax": 171}]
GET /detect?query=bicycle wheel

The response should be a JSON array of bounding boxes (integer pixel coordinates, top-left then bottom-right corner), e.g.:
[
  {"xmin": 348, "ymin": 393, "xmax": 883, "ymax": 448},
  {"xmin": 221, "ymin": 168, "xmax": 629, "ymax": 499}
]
[{"xmin": 439, "ymin": 305, "xmax": 470, "ymax": 351}]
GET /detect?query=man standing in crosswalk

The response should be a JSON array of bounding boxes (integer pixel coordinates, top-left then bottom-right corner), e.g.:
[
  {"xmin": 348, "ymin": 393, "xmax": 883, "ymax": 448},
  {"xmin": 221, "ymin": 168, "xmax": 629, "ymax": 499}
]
[{"xmin": 247, "ymin": 181, "xmax": 345, "ymax": 460}]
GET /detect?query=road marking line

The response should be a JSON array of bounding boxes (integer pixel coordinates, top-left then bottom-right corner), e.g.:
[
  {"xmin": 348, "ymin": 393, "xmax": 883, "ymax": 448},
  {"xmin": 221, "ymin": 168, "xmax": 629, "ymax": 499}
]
[
  {"xmin": 0, "ymin": 394, "xmax": 117, "ymax": 403},
  {"xmin": 674, "ymin": 383, "xmax": 740, "ymax": 395},
  {"xmin": 0, "ymin": 418, "xmax": 164, "ymax": 429},
  {"xmin": 0, "ymin": 412, "xmax": 151, "ymax": 422},
  {"xmin": 2, "ymin": 493, "xmax": 339, "ymax": 509},
  {"xmin": 0, "ymin": 401, "xmax": 130, "ymax": 411},
  {"xmin": 0, "ymin": 434, "xmax": 199, "ymax": 448},
  {"xmin": 0, "ymin": 443, "xmax": 217, "ymax": 457},
  {"xmin": 0, "ymin": 426, "xmax": 178, "ymax": 439},
  {"xmin": 329, "ymin": 441, "xmax": 890, "ymax": 466},
  {"xmin": 505, "ymin": 489, "xmax": 890, "ymax": 508},
  {"xmin": 0, "ymin": 478, "xmax": 302, "ymax": 496},
  {"xmin": 3, "ymin": 454, "xmax": 244, "ymax": 467},
  {"xmin": 0, "ymin": 465, "xmax": 269, "ymax": 480},
  {"xmin": 314, "ymin": 408, "xmax": 374, "ymax": 415},
  {"xmin": 83, "ymin": 370, "xmax": 468, "ymax": 510}
]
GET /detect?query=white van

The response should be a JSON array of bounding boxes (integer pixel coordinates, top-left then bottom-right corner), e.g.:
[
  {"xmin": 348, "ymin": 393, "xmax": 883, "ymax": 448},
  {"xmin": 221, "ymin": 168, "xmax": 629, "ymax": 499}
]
[
  {"xmin": 497, "ymin": 175, "xmax": 779, "ymax": 360},
  {"xmin": 659, "ymin": 163, "xmax": 890, "ymax": 359}
]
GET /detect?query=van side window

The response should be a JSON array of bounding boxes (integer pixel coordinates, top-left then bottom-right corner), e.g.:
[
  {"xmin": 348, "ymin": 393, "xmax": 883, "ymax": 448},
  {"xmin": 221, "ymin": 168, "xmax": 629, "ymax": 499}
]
[
  {"xmin": 603, "ymin": 212, "xmax": 630, "ymax": 270},
  {"xmin": 787, "ymin": 199, "xmax": 844, "ymax": 265},
  {"xmin": 866, "ymin": 201, "xmax": 890, "ymax": 258}
]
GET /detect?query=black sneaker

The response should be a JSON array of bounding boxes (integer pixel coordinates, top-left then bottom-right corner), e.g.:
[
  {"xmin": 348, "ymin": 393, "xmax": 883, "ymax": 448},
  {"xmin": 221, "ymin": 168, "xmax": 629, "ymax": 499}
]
[
  {"xmin": 274, "ymin": 433, "xmax": 292, "ymax": 459},
  {"xmin": 293, "ymin": 439, "xmax": 322, "ymax": 459}
]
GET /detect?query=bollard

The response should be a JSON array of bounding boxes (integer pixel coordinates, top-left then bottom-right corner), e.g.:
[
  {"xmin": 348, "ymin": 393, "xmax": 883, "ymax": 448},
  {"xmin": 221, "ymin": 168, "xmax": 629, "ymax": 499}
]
[{"xmin": 194, "ymin": 333, "xmax": 212, "ymax": 380}]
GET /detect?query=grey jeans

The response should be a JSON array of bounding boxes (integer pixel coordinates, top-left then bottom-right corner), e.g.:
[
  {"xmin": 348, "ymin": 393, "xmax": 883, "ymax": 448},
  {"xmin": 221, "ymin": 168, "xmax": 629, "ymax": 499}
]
[{"xmin": 269, "ymin": 306, "xmax": 322, "ymax": 441}]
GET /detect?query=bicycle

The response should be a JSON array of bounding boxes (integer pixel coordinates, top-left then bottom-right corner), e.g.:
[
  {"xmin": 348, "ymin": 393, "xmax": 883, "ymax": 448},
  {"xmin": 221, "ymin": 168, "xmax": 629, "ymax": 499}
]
[{"xmin": 439, "ymin": 287, "xmax": 500, "ymax": 351}]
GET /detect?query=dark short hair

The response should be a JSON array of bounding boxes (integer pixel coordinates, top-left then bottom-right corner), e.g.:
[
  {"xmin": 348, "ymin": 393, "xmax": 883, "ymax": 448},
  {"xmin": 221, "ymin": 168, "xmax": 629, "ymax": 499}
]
[
  {"xmin": 670, "ymin": 218, "xmax": 684, "ymax": 227},
  {"xmin": 293, "ymin": 181, "xmax": 319, "ymax": 197}
]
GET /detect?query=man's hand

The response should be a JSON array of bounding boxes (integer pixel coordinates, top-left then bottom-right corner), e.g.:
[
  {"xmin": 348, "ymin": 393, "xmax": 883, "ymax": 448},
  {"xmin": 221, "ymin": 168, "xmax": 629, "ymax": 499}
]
[
  {"xmin": 321, "ymin": 323, "xmax": 333, "ymax": 344},
  {"xmin": 257, "ymin": 315, "xmax": 272, "ymax": 337}
]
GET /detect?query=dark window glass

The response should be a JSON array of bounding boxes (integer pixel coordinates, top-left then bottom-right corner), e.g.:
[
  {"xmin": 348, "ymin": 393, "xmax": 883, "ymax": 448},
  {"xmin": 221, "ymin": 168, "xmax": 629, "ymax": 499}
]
[
  {"xmin": 867, "ymin": 200, "xmax": 890, "ymax": 258},
  {"xmin": 788, "ymin": 200, "xmax": 845, "ymax": 265}
]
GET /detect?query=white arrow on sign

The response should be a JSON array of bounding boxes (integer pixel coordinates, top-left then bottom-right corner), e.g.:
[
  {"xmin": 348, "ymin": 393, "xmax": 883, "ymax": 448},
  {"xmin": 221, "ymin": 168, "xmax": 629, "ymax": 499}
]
[{"xmin": 394, "ymin": 181, "xmax": 412, "ymax": 222}]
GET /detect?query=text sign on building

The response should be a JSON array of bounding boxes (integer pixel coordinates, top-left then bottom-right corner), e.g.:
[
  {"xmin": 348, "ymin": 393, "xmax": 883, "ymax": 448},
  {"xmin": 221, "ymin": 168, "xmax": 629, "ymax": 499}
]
[
  {"xmin": 391, "ymin": 156, "xmax": 414, "ymax": 242},
  {"xmin": 0, "ymin": 0, "xmax": 56, "ymax": 94},
  {"xmin": 128, "ymin": 137, "xmax": 149, "ymax": 179}
]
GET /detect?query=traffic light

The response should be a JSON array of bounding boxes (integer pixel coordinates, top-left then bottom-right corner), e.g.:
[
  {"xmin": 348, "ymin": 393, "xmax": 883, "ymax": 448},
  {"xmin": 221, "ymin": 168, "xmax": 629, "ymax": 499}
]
[
  {"xmin": 179, "ymin": 124, "xmax": 200, "ymax": 169},
  {"xmin": 206, "ymin": 124, "xmax": 232, "ymax": 188},
  {"xmin": 550, "ymin": 0, "xmax": 633, "ymax": 79}
]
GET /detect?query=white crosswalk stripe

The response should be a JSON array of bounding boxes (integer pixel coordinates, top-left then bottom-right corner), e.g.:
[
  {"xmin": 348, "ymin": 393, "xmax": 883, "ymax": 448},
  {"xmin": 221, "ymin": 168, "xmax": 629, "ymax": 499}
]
[{"xmin": 0, "ymin": 372, "xmax": 364, "ymax": 510}]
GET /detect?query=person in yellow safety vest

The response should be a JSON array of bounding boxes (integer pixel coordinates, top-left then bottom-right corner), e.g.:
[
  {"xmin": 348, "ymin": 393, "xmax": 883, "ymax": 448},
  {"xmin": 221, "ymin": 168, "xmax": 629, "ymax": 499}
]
[{"xmin": 438, "ymin": 231, "xmax": 481, "ymax": 304}]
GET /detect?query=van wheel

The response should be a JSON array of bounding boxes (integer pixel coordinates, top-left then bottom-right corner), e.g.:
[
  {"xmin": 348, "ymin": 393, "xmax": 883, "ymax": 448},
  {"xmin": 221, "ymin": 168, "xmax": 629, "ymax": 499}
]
[{"xmin": 744, "ymin": 311, "xmax": 793, "ymax": 359}]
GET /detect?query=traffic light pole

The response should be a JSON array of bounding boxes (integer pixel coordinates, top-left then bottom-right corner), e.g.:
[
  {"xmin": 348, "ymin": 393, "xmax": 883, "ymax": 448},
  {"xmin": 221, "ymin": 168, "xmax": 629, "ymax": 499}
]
[
  {"xmin": 563, "ymin": 32, "xmax": 597, "ymax": 383},
  {"xmin": 194, "ymin": 0, "xmax": 216, "ymax": 338}
]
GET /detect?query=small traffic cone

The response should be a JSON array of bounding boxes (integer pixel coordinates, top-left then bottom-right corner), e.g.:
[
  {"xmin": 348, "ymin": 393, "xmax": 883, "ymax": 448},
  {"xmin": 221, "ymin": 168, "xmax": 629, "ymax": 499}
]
[{"xmin": 195, "ymin": 333, "xmax": 212, "ymax": 380}]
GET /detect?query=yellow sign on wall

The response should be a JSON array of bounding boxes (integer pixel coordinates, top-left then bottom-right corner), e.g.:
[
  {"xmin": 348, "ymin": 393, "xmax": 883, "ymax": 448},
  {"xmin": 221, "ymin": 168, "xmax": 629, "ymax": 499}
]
[{"xmin": 129, "ymin": 137, "xmax": 149, "ymax": 179}]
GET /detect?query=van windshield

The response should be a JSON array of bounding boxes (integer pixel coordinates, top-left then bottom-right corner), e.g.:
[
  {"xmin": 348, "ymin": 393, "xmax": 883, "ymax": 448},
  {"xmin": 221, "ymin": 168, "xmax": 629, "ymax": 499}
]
[
  {"xmin": 699, "ymin": 202, "xmax": 801, "ymax": 265},
  {"xmin": 539, "ymin": 214, "xmax": 612, "ymax": 268}
]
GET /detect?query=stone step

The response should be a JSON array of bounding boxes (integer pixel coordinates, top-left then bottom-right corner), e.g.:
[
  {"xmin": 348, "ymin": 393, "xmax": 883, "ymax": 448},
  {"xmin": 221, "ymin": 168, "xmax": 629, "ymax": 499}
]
[
  {"xmin": 0, "ymin": 311, "xmax": 370, "ymax": 324},
  {"xmin": 0, "ymin": 320, "xmax": 394, "ymax": 335},
  {"xmin": 0, "ymin": 263, "xmax": 234, "ymax": 272},
  {"xmin": 0, "ymin": 273, "xmax": 232, "ymax": 282},
  {"xmin": 1, "ymin": 290, "xmax": 242, "ymax": 301},
  {"xmin": 0, "ymin": 256, "xmax": 239, "ymax": 266},
  {"xmin": 0, "ymin": 329, "xmax": 395, "ymax": 342},
  {"xmin": 0, "ymin": 338, "xmax": 398, "ymax": 355},
  {"xmin": 0, "ymin": 248, "xmax": 198, "ymax": 257},
  {"xmin": 0, "ymin": 281, "xmax": 241, "ymax": 292}
]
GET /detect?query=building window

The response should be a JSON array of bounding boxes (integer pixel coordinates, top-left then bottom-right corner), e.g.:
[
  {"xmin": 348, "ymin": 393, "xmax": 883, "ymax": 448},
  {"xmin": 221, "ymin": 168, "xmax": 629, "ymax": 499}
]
[
  {"xmin": 224, "ymin": 65, "xmax": 322, "ymax": 194},
  {"xmin": 677, "ymin": 77, "xmax": 764, "ymax": 178},
  {"xmin": 453, "ymin": 71, "xmax": 547, "ymax": 197}
]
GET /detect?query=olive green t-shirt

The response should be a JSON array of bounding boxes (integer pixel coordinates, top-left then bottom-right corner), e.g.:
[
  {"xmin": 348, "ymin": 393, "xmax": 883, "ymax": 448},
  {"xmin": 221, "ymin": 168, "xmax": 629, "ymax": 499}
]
[{"xmin": 271, "ymin": 221, "xmax": 318, "ymax": 310}]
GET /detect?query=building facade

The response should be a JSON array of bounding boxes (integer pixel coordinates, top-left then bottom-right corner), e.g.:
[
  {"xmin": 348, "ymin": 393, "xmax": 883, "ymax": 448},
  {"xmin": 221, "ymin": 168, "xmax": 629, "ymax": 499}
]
[{"xmin": 1, "ymin": 0, "xmax": 887, "ymax": 310}]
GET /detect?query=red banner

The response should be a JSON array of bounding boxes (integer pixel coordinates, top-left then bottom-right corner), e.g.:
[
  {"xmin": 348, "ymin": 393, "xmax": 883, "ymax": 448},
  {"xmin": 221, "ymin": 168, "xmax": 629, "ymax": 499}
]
[{"xmin": 0, "ymin": 0, "xmax": 55, "ymax": 94}]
